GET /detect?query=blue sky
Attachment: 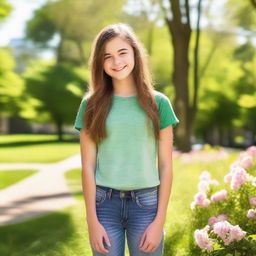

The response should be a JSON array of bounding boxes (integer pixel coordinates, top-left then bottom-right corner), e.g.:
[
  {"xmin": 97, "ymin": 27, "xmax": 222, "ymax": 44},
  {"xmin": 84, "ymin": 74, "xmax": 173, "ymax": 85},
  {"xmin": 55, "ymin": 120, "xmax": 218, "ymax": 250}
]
[{"xmin": 0, "ymin": 0, "xmax": 45, "ymax": 46}]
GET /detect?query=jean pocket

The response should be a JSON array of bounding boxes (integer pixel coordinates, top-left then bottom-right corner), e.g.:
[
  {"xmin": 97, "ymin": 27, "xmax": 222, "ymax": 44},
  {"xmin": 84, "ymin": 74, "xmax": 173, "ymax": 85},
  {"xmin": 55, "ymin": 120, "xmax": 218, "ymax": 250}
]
[
  {"xmin": 96, "ymin": 187, "xmax": 107, "ymax": 206},
  {"xmin": 135, "ymin": 189, "xmax": 158, "ymax": 209}
]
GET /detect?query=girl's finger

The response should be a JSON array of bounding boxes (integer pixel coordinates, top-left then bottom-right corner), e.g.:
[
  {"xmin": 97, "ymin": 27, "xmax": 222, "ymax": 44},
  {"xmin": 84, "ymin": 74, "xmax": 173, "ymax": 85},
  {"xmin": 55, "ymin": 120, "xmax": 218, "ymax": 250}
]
[
  {"xmin": 98, "ymin": 238, "xmax": 109, "ymax": 253},
  {"xmin": 139, "ymin": 233, "xmax": 146, "ymax": 247},
  {"xmin": 95, "ymin": 243, "xmax": 100, "ymax": 253},
  {"xmin": 103, "ymin": 233, "xmax": 111, "ymax": 247},
  {"xmin": 144, "ymin": 244, "xmax": 154, "ymax": 252},
  {"xmin": 140, "ymin": 240, "xmax": 150, "ymax": 251}
]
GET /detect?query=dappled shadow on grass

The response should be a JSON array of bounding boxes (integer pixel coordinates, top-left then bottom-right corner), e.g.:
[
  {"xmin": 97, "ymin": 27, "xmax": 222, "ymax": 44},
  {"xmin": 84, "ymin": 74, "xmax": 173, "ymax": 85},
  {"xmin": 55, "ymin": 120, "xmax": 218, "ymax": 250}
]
[
  {"xmin": 0, "ymin": 211, "xmax": 75, "ymax": 256},
  {"xmin": 0, "ymin": 138, "xmax": 79, "ymax": 148},
  {"xmin": 163, "ymin": 226, "xmax": 188, "ymax": 256}
]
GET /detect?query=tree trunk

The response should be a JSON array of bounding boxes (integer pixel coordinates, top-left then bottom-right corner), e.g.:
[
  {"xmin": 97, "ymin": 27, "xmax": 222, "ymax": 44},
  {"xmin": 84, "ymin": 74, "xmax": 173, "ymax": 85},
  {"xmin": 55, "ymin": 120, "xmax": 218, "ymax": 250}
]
[
  {"xmin": 56, "ymin": 121, "xmax": 63, "ymax": 141},
  {"xmin": 165, "ymin": 0, "xmax": 192, "ymax": 152}
]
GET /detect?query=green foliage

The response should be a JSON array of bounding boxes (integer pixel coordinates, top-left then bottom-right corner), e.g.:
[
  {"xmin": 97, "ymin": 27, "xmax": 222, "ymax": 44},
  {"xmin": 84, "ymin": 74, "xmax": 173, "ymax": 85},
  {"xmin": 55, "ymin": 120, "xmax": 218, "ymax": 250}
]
[
  {"xmin": 23, "ymin": 60, "xmax": 87, "ymax": 127},
  {"xmin": 233, "ymin": 43, "xmax": 256, "ymax": 131},
  {"xmin": 0, "ymin": 48, "xmax": 24, "ymax": 116},
  {"xmin": 225, "ymin": 0, "xmax": 256, "ymax": 30},
  {"xmin": 0, "ymin": 0, "xmax": 12, "ymax": 22},
  {"xmin": 191, "ymin": 30, "xmax": 256, "ymax": 139},
  {"xmin": 149, "ymin": 26, "xmax": 173, "ymax": 90},
  {"xmin": 25, "ymin": 0, "xmax": 125, "ymax": 63},
  {"xmin": 26, "ymin": 4, "xmax": 56, "ymax": 45}
]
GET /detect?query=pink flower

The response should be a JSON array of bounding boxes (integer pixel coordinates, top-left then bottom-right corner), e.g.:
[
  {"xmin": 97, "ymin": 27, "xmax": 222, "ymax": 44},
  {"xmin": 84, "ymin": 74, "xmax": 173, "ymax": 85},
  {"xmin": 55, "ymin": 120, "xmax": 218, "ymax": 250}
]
[
  {"xmin": 249, "ymin": 196, "xmax": 256, "ymax": 206},
  {"xmin": 208, "ymin": 216, "xmax": 218, "ymax": 226},
  {"xmin": 201, "ymin": 199, "xmax": 211, "ymax": 208},
  {"xmin": 210, "ymin": 179, "xmax": 219, "ymax": 186},
  {"xmin": 229, "ymin": 166, "xmax": 249, "ymax": 190},
  {"xmin": 198, "ymin": 181, "xmax": 210, "ymax": 192},
  {"xmin": 213, "ymin": 221, "xmax": 246, "ymax": 245},
  {"xmin": 217, "ymin": 214, "xmax": 228, "ymax": 222},
  {"xmin": 191, "ymin": 191, "xmax": 211, "ymax": 210},
  {"xmin": 224, "ymin": 173, "xmax": 232, "ymax": 183},
  {"xmin": 194, "ymin": 225, "xmax": 214, "ymax": 251},
  {"xmin": 247, "ymin": 209, "xmax": 256, "ymax": 219},
  {"xmin": 246, "ymin": 146, "xmax": 256, "ymax": 158},
  {"xmin": 198, "ymin": 171, "xmax": 219, "ymax": 192},
  {"xmin": 239, "ymin": 155, "xmax": 253, "ymax": 169},
  {"xmin": 200, "ymin": 171, "xmax": 211, "ymax": 181},
  {"xmin": 211, "ymin": 189, "xmax": 228, "ymax": 202},
  {"xmin": 229, "ymin": 160, "xmax": 240, "ymax": 171},
  {"xmin": 194, "ymin": 191, "xmax": 207, "ymax": 202},
  {"xmin": 226, "ymin": 225, "xmax": 247, "ymax": 245},
  {"xmin": 213, "ymin": 221, "xmax": 231, "ymax": 240},
  {"xmin": 208, "ymin": 214, "xmax": 228, "ymax": 226}
]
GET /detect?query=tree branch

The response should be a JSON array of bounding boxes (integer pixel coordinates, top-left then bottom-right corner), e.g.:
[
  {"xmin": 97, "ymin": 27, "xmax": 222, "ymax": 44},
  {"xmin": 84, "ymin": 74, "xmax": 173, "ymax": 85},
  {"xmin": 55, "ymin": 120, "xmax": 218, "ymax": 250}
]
[
  {"xmin": 192, "ymin": 0, "xmax": 203, "ymax": 113},
  {"xmin": 250, "ymin": 0, "xmax": 256, "ymax": 9},
  {"xmin": 185, "ymin": 0, "xmax": 191, "ymax": 27},
  {"xmin": 171, "ymin": 0, "xmax": 182, "ymax": 24}
]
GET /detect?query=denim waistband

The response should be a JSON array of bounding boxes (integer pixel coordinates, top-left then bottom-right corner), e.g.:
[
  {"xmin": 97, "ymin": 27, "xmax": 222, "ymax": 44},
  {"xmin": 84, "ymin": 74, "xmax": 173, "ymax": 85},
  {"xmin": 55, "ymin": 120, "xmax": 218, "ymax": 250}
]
[{"xmin": 96, "ymin": 185, "xmax": 159, "ymax": 200}]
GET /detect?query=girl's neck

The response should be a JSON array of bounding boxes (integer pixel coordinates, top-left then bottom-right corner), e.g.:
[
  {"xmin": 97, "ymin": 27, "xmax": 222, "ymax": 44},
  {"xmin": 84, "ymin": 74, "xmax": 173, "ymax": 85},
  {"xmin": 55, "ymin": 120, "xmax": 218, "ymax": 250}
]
[{"xmin": 112, "ymin": 74, "xmax": 137, "ymax": 96}]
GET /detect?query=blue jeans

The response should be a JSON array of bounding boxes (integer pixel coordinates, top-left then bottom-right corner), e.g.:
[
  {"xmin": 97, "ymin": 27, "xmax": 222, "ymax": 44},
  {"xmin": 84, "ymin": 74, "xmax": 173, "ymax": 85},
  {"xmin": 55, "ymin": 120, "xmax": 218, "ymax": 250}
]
[{"xmin": 92, "ymin": 185, "xmax": 164, "ymax": 256}]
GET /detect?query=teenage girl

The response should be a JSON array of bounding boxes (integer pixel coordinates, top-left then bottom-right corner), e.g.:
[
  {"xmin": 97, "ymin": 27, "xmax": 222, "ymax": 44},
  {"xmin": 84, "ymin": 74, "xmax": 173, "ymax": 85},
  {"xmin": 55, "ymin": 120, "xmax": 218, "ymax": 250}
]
[{"xmin": 74, "ymin": 23, "xmax": 179, "ymax": 256}]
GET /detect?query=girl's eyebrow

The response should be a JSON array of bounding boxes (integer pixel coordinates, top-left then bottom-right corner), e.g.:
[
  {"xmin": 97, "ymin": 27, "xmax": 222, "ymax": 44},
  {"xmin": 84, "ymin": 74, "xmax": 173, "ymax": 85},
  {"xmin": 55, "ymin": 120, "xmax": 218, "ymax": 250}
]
[{"xmin": 104, "ymin": 48, "xmax": 128, "ymax": 56}]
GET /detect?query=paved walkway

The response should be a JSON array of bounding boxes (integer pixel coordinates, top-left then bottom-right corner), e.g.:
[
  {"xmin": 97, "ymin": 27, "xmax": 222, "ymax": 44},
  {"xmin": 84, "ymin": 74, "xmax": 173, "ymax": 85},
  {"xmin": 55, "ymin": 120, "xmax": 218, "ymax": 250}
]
[{"xmin": 0, "ymin": 154, "xmax": 82, "ymax": 226}]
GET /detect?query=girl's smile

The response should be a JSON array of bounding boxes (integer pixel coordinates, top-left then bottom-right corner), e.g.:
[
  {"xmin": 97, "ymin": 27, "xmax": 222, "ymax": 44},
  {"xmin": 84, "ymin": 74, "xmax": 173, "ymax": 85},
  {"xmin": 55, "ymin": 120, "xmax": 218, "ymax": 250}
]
[{"xmin": 112, "ymin": 65, "xmax": 127, "ymax": 72}]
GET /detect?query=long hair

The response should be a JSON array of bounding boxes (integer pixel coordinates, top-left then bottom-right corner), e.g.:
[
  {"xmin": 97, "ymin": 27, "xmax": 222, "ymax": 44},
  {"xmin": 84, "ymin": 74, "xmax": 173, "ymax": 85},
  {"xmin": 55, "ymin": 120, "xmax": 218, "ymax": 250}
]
[{"xmin": 83, "ymin": 23, "xmax": 160, "ymax": 144}]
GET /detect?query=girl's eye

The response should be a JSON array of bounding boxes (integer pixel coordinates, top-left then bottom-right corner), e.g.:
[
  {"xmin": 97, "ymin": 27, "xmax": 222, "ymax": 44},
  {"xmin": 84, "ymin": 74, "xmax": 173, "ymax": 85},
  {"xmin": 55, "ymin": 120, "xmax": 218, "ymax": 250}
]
[
  {"xmin": 120, "ymin": 52, "xmax": 127, "ymax": 55},
  {"xmin": 104, "ymin": 56, "xmax": 111, "ymax": 60}
]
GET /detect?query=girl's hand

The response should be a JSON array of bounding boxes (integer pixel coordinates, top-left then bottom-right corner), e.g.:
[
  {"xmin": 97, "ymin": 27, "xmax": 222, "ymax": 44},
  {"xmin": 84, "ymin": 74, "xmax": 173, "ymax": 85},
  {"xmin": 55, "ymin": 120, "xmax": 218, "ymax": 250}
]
[
  {"xmin": 87, "ymin": 219, "xmax": 111, "ymax": 254},
  {"xmin": 139, "ymin": 220, "xmax": 163, "ymax": 253}
]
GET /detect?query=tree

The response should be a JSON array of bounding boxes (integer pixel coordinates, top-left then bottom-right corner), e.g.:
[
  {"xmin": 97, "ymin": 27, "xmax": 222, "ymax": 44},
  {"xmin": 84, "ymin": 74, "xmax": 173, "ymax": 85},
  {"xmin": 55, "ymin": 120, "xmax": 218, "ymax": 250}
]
[
  {"xmin": 156, "ymin": 0, "xmax": 194, "ymax": 152},
  {"xmin": 26, "ymin": 0, "xmax": 124, "ymax": 65},
  {"xmin": 24, "ymin": 61, "xmax": 87, "ymax": 140},
  {"xmin": 0, "ymin": 48, "xmax": 24, "ymax": 117}
]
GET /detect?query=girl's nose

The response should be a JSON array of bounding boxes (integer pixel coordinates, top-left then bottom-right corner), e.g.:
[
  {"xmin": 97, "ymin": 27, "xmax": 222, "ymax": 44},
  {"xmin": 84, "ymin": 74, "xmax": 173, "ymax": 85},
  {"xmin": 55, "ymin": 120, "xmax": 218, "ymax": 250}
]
[{"xmin": 113, "ymin": 56, "xmax": 122, "ymax": 65}]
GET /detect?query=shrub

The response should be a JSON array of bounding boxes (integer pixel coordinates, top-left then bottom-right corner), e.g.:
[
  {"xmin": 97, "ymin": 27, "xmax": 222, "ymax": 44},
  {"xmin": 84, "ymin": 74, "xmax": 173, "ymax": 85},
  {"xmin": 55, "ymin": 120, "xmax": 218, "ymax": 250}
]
[{"xmin": 190, "ymin": 146, "xmax": 256, "ymax": 256}]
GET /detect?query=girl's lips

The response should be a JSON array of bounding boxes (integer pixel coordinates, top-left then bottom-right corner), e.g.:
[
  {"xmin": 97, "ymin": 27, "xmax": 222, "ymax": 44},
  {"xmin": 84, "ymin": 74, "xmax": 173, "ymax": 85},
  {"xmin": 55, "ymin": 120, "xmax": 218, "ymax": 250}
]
[{"xmin": 112, "ymin": 65, "xmax": 126, "ymax": 72}]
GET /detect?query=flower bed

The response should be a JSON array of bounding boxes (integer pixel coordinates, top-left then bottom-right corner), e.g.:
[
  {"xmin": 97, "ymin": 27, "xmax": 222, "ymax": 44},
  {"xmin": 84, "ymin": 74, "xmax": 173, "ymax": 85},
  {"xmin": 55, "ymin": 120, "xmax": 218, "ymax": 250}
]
[{"xmin": 190, "ymin": 146, "xmax": 256, "ymax": 255}]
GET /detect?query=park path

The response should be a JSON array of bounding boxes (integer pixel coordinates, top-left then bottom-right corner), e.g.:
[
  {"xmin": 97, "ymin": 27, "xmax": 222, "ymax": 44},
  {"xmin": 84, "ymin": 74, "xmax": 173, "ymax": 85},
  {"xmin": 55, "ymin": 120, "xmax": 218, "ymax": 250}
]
[{"xmin": 0, "ymin": 153, "xmax": 82, "ymax": 226}]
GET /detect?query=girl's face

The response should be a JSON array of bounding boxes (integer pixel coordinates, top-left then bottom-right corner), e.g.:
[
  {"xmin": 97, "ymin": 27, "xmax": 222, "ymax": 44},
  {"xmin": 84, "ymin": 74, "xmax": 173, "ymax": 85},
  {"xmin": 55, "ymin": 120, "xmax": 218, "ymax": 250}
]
[{"xmin": 103, "ymin": 36, "xmax": 135, "ymax": 81}]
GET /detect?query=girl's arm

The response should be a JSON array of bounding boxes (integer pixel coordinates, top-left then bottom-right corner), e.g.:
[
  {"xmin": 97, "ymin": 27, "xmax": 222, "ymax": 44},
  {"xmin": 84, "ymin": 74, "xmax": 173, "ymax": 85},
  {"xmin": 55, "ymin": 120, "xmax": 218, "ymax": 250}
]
[
  {"xmin": 80, "ymin": 128, "xmax": 111, "ymax": 254},
  {"xmin": 139, "ymin": 125, "xmax": 174, "ymax": 252},
  {"xmin": 80, "ymin": 128, "xmax": 98, "ymax": 224},
  {"xmin": 155, "ymin": 125, "xmax": 174, "ymax": 225}
]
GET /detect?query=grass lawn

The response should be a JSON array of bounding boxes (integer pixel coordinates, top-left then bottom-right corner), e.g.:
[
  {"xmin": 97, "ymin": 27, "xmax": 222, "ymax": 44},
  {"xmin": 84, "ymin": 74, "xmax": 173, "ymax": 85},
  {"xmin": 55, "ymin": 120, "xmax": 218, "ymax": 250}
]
[
  {"xmin": 0, "ymin": 150, "xmax": 239, "ymax": 256},
  {"xmin": 0, "ymin": 170, "xmax": 37, "ymax": 189},
  {"xmin": 0, "ymin": 134, "xmax": 80, "ymax": 163}
]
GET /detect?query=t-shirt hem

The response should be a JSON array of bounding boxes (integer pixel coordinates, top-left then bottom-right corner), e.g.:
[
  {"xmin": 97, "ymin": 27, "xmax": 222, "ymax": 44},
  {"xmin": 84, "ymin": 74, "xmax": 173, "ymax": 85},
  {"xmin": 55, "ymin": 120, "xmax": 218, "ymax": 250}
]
[{"xmin": 96, "ymin": 182, "xmax": 160, "ymax": 191}]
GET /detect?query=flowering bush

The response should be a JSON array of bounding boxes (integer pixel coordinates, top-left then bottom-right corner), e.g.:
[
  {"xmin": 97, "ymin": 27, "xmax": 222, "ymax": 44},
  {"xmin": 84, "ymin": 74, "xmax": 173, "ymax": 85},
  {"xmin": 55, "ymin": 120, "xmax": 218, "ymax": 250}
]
[
  {"xmin": 190, "ymin": 146, "xmax": 256, "ymax": 256},
  {"xmin": 174, "ymin": 145, "xmax": 229, "ymax": 163}
]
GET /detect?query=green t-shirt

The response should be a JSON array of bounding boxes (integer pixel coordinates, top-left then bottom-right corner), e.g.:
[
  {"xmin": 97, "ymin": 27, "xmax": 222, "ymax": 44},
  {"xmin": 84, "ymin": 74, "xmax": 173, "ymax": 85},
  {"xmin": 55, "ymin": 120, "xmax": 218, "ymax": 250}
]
[{"xmin": 74, "ymin": 90, "xmax": 179, "ymax": 190}]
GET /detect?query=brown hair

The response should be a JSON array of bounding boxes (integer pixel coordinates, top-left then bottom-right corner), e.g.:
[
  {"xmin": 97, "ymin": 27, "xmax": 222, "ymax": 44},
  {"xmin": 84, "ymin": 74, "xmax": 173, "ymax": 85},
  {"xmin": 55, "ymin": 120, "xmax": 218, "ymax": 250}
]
[{"xmin": 83, "ymin": 23, "xmax": 160, "ymax": 144}]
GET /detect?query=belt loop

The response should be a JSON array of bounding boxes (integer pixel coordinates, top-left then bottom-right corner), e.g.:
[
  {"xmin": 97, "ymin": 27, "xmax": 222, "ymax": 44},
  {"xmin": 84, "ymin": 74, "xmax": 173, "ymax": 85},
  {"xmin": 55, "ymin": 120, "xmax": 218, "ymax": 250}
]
[
  {"xmin": 131, "ymin": 191, "xmax": 136, "ymax": 201},
  {"xmin": 108, "ymin": 188, "xmax": 112, "ymax": 199}
]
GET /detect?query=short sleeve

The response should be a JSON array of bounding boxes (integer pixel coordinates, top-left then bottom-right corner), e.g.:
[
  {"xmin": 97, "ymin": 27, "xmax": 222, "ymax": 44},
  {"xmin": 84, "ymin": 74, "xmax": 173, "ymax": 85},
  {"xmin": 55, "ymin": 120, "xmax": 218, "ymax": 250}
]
[
  {"xmin": 159, "ymin": 95, "xmax": 179, "ymax": 129},
  {"xmin": 74, "ymin": 98, "xmax": 87, "ymax": 131}
]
